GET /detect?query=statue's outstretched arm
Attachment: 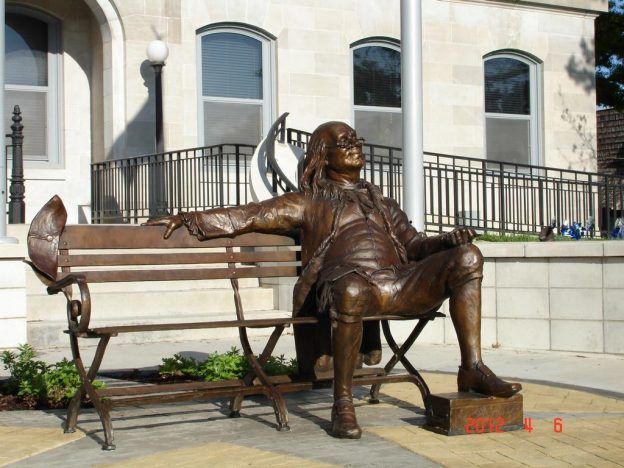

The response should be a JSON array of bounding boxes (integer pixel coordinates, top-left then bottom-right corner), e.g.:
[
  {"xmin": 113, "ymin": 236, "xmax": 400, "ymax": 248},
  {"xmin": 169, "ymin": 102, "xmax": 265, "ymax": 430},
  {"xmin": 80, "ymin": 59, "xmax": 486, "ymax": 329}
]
[{"xmin": 144, "ymin": 192, "xmax": 307, "ymax": 240}]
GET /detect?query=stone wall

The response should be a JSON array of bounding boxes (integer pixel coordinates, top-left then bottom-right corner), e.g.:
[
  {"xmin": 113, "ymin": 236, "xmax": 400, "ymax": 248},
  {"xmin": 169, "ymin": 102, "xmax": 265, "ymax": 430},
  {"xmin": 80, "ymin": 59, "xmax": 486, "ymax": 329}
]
[
  {"xmin": 0, "ymin": 242, "xmax": 27, "ymax": 348},
  {"xmin": 411, "ymin": 241, "xmax": 624, "ymax": 354}
]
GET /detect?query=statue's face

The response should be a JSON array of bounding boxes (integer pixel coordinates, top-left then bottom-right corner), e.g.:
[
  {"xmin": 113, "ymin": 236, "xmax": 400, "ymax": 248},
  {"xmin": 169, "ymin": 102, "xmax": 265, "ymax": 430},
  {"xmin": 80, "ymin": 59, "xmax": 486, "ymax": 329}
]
[{"xmin": 324, "ymin": 123, "xmax": 364, "ymax": 176}]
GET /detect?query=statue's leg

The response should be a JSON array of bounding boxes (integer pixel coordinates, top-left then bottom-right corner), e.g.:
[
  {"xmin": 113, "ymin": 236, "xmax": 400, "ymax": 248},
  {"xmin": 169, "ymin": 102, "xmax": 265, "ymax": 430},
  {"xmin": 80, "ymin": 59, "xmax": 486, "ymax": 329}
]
[
  {"xmin": 447, "ymin": 245, "xmax": 522, "ymax": 397},
  {"xmin": 360, "ymin": 320, "xmax": 382, "ymax": 365},
  {"xmin": 386, "ymin": 245, "xmax": 521, "ymax": 398},
  {"xmin": 329, "ymin": 274, "xmax": 370, "ymax": 439}
]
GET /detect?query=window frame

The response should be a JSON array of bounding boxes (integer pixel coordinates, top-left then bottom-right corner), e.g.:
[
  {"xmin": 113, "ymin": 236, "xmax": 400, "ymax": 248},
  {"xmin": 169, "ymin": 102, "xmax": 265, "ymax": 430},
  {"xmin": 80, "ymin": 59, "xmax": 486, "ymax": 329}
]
[
  {"xmin": 196, "ymin": 24, "xmax": 276, "ymax": 147},
  {"xmin": 5, "ymin": 5, "xmax": 62, "ymax": 168},
  {"xmin": 350, "ymin": 38, "xmax": 402, "ymax": 148},
  {"xmin": 483, "ymin": 51, "xmax": 542, "ymax": 167}
]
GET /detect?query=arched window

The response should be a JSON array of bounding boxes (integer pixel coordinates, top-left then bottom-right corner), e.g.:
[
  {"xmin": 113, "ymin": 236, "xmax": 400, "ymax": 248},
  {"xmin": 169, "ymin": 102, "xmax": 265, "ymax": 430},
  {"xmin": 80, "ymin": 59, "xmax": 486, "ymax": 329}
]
[
  {"xmin": 197, "ymin": 24, "xmax": 275, "ymax": 147},
  {"xmin": 351, "ymin": 39, "xmax": 401, "ymax": 148},
  {"xmin": 5, "ymin": 8, "xmax": 61, "ymax": 165},
  {"xmin": 484, "ymin": 52, "xmax": 541, "ymax": 166}
]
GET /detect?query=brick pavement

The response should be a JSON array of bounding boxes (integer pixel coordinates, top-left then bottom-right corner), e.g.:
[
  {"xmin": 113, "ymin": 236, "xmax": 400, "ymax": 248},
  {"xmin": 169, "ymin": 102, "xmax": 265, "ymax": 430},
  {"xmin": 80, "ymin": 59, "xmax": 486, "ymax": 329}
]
[{"xmin": 0, "ymin": 373, "xmax": 622, "ymax": 467}]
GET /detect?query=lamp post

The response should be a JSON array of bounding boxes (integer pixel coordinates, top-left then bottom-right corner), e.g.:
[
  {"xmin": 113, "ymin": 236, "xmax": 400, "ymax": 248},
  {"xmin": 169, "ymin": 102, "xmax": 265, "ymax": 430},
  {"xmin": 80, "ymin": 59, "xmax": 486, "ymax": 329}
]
[
  {"xmin": 146, "ymin": 40, "xmax": 169, "ymax": 154},
  {"xmin": 146, "ymin": 40, "xmax": 169, "ymax": 215}
]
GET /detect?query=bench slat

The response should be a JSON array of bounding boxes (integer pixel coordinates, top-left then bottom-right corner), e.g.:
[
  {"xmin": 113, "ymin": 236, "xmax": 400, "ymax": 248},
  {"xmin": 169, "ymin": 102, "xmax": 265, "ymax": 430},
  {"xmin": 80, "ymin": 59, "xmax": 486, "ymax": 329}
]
[
  {"xmin": 60, "ymin": 265, "xmax": 299, "ymax": 283},
  {"xmin": 59, "ymin": 250, "xmax": 299, "ymax": 267},
  {"xmin": 98, "ymin": 375, "xmax": 291, "ymax": 398},
  {"xmin": 60, "ymin": 226, "xmax": 295, "ymax": 249},
  {"xmin": 87, "ymin": 316, "xmax": 319, "ymax": 335}
]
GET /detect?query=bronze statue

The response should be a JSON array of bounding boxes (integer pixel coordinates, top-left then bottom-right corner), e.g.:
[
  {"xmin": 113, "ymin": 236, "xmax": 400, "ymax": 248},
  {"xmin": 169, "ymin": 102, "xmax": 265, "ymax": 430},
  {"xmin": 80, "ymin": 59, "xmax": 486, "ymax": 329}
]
[{"xmin": 145, "ymin": 121, "xmax": 521, "ymax": 439}]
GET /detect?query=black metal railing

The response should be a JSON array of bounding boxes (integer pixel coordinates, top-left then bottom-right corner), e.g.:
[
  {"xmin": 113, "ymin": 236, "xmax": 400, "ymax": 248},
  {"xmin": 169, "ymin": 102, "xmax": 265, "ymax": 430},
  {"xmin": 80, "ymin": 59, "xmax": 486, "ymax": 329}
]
[
  {"xmin": 91, "ymin": 122, "xmax": 624, "ymax": 236},
  {"xmin": 285, "ymin": 129, "xmax": 624, "ymax": 236},
  {"xmin": 91, "ymin": 144, "xmax": 254, "ymax": 224}
]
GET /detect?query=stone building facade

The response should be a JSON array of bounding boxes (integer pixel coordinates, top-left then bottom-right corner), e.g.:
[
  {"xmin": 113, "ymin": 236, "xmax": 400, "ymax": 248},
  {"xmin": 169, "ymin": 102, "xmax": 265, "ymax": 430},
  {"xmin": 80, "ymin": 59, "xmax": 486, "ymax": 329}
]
[{"xmin": 5, "ymin": 0, "xmax": 606, "ymax": 222}]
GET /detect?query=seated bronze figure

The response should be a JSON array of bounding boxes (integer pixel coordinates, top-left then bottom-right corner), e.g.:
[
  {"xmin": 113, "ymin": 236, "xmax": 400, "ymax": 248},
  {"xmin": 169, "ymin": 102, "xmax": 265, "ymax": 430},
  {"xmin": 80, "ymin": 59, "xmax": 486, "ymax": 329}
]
[{"xmin": 146, "ymin": 121, "xmax": 521, "ymax": 439}]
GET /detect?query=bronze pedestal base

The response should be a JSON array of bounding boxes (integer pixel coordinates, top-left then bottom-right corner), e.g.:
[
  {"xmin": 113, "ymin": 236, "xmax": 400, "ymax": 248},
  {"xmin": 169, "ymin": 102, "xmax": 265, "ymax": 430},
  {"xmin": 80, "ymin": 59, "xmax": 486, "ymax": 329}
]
[{"xmin": 425, "ymin": 392, "xmax": 523, "ymax": 436}]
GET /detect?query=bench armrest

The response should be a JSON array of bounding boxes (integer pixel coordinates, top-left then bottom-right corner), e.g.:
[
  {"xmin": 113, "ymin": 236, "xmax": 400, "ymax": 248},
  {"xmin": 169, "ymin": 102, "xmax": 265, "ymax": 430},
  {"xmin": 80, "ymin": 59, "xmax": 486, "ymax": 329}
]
[
  {"xmin": 47, "ymin": 274, "xmax": 86, "ymax": 294},
  {"xmin": 47, "ymin": 274, "xmax": 92, "ymax": 333}
]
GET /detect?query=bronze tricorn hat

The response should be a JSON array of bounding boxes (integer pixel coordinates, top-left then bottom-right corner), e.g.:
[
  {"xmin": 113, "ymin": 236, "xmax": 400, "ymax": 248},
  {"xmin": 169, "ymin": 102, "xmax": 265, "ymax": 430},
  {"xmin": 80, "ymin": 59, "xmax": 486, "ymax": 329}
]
[{"xmin": 26, "ymin": 195, "xmax": 67, "ymax": 282}]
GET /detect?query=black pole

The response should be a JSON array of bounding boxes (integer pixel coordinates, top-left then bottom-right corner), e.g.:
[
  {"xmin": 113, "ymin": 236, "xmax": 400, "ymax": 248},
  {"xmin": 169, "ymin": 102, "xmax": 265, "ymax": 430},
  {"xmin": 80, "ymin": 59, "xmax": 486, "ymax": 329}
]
[
  {"xmin": 8, "ymin": 105, "xmax": 25, "ymax": 224},
  {"xmin": 153, "ymin": 64, "xmax": 164, "ymax": 154},
  {"xmin": 150, "ymin": 63, "xmax": 168, "ymax": 215}
]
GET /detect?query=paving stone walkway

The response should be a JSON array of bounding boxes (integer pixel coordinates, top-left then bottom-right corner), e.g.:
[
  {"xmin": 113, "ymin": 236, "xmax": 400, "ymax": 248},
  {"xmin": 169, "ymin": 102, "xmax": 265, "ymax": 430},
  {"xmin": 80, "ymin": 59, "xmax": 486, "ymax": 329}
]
[{"xmin": 1, "ymin": 371, "xmax": 622, "ymax": 467}]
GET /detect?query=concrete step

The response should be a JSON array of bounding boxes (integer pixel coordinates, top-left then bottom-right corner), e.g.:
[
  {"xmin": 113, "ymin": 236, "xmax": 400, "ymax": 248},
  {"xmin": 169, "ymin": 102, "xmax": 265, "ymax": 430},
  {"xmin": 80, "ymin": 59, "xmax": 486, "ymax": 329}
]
[{"xmin": 28, "ymin": 309, "xmax": 293, "ymax": 349}]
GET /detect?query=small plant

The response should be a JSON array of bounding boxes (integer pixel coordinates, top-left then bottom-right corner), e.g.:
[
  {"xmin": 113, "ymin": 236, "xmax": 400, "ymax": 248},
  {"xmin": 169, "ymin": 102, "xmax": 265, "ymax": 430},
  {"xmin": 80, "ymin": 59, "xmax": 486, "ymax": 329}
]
[
  {"xmin": 476, "ymin": 233, "xmax": 540, "ymax": 242},
  {"xmin": 1, "ymin": 344, "xmax": 104, "ymax": 408},
  {"xmin": 159, "ymin": 347, "xmax": 297, "ymax": 381}
]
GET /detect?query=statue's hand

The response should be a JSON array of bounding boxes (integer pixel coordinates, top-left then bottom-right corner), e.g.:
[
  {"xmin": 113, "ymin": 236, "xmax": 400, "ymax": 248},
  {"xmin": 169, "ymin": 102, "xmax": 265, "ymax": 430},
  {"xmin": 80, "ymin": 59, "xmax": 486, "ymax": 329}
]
[
  {"xmin": 441, "ymin": 228, "xmax": 477, "ymax": 247},
  {"xmin": 142, "ymin": 214, "xmax": 184, "ymax": 239}
]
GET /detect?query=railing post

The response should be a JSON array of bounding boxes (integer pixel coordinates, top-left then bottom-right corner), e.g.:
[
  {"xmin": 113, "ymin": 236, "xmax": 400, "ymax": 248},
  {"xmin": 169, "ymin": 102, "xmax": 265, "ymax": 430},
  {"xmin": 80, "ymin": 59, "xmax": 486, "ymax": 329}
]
[
  {"xmin": 498, "ymin": 165, "xmax": 505, "ymax": 233},
  {"xmin": 588, "ymin": 174, "xmax": 594, "ymax": 238},
  {"xmin": 481, "ymin": 160, "xmax": 488, "ymax": 233},
  {"xmin": 538, "ymin": 178, "xmax": 544, "ymax": 228},
  {"xmin": 7, "ymin": 105, "xmax": 25, "ymax": 224}
]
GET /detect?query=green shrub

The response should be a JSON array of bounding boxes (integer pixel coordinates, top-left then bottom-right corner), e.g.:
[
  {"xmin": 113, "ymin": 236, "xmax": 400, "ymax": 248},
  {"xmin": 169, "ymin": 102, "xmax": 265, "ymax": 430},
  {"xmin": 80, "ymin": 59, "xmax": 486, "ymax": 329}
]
[
  {"xmin": 1, "ymin": 344, "xmax": 105, "ymax": 407},
  {"xmin": 476, "ymin": 233, "xmax": 540, "ymax": 242},
  {"xmin": 159, "ymin": 347, "xmax": 297, "ymax": 381}
]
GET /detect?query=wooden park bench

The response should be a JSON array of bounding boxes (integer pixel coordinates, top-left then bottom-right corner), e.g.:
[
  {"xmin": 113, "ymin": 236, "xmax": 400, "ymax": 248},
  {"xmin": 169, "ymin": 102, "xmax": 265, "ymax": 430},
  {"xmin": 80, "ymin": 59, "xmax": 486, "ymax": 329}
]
[{"xmin": 26, "ymin": 195, "xmax": 444, "ymax": 450}]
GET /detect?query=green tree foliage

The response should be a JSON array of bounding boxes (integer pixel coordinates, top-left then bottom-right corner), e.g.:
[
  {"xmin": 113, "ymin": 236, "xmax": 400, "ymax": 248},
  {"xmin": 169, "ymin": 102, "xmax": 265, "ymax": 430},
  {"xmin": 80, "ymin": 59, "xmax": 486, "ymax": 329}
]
[{"xmin": 596, "ymin": 0, "xmax": 624, "ymax": 109}]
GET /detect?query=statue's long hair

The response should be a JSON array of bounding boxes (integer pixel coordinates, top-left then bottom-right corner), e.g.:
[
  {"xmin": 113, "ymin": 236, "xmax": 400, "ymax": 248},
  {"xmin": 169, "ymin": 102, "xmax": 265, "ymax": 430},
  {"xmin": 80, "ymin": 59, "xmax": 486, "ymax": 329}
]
[
  {"xmin": 298, "ymin": 122, "xmax": 408, "ymax": 264},
  {"xmin": 299, "ymin": 121, "xmax": 338, "ymax": 198}
]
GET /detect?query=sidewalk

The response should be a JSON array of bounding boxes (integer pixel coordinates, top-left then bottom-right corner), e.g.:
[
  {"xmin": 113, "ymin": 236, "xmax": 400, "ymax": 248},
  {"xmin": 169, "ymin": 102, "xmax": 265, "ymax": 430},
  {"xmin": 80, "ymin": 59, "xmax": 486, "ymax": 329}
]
[{"xmin": 1, "ymin": 339, "xmax": 623, "ymax": 467}]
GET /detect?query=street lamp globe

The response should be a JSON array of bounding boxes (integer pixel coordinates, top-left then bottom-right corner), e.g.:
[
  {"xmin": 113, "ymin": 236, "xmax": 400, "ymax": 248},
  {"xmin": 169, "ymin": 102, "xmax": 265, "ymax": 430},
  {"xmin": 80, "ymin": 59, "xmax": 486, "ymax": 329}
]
[{"xmin": 146, "ymin": 40, "xmax": 169, "ymax": 65}]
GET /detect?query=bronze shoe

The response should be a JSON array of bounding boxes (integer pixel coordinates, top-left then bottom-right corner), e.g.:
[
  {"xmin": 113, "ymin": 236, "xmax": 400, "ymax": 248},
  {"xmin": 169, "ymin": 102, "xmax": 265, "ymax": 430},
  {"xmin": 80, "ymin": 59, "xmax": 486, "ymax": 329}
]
[
  {"xmin": 363, "ymin": 349, "xmax": 382, "ymax": 366},
  {"xmin": 457, "ymin": 361, "xmax": 522, "ymax": 398},
  {"xmin": 330, "ymin": 398, "xmax": 362, "ymax": 439}
]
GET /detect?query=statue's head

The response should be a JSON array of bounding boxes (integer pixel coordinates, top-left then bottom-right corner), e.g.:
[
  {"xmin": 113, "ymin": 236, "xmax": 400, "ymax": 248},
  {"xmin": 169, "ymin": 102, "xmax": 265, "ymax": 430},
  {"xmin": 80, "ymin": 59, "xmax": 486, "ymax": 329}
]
[{"xmin": 299, "ymin": 121, "xmax": 364, "ymax": 195}]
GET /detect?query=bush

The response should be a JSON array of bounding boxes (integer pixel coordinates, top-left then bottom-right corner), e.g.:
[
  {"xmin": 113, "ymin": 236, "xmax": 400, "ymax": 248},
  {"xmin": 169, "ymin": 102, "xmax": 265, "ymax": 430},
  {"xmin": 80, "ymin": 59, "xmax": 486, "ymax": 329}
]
[
  {"xmin": 1, "ymin": 344, "xmax": 105, "ymax": 408},
  {"xmin": 476, "ymin": 233, "xmax": 540, "ymax": 242},
  {"xmin": 159, "ymin": 347, "xmax": 297, "ymax": 381}
]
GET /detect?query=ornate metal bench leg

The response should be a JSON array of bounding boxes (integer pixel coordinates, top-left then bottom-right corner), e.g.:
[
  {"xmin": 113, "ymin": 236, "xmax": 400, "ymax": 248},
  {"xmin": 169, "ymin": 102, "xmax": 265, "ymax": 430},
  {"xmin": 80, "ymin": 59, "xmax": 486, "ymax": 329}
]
[
  {"xmin": 229, "ymin": 394, "xmax": 243, "ymax": 418},
  {"xmin": 229, "ymin": 272, "xmax": 290, "ymax": 431},
  {"xmin": 240, "ymin": 335, "xmax": 291, "ymax": 431},
  {"xmin": 66, "ymin": 334, "xmax": 110, "ymax": 433},
  {"xmin": 70, "ymin": 334, "xmax": 115, "ymax": 449},
  {"xmin": 369, "ymin": 318, "xmax": 433, "ymax": 404},
  {"xmin": 64, "ymin": 389, "xmax": 84, "ymax": 433},
  {"xmin": 271, "ymin": 391, "xmax": 290, "ymax": 431},
  {"xmin": 228, "ymin": 325, "xmax": 285, "ymax": 418}
]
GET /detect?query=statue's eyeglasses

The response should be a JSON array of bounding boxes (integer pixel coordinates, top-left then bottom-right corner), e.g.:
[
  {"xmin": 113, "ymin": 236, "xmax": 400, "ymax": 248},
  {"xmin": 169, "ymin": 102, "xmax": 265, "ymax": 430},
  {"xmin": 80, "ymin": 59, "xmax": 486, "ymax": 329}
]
[{"xmin": 326, "ymin": 138, "xmax": 365, "ymax": 150}]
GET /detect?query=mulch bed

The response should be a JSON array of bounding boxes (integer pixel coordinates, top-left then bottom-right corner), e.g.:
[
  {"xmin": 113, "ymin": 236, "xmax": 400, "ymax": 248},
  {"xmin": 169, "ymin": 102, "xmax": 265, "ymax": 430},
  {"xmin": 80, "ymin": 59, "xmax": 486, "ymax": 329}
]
[
  {"xmin": 0, "ymin": 394, "xmax": 37, "ymax": 411},
  {"xmin": 0, "ymin": 370, "xmax": 192, "ymax": 411}
]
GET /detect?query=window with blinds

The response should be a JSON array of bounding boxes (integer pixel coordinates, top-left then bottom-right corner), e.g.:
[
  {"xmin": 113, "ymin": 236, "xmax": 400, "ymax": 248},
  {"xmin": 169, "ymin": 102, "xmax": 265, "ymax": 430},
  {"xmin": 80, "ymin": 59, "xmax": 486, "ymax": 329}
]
[
  {"xmin": 5, "ymin": 11, "xmax": 60, "ymax": 164},
  {"xmin": 198, "ymin": 28, "xmax": 273, "ymax": 148},
  {"xmin": 352, "ymin": 43, "xmax": 402, "ymax": 148},
  {"xmin": 484, "ymin": 54, "xmax": 540, "ymax": 166}
]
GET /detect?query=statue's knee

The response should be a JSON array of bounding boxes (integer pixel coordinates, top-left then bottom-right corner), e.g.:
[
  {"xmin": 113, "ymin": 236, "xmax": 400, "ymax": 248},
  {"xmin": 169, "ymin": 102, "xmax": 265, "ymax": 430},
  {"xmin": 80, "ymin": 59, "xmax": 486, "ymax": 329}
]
[
  {"xmin": 455, "ymin": 244, "xmax": 483, "ymax": 272},
  {"xmin": 332, "ymin": 275, "xmax": 371, "ymax": 319}
]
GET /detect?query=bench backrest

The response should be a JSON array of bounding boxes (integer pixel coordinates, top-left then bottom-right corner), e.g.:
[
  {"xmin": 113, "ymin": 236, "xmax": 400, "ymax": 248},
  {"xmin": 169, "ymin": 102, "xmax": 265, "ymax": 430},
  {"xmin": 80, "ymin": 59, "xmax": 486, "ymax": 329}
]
[
  {"xmin": 26, "ymin": 195, "xmax": 300, "ymax": 285},
  {"xmin": 56, "ymin": 225, "xmax": 300, "ymax": 284}
]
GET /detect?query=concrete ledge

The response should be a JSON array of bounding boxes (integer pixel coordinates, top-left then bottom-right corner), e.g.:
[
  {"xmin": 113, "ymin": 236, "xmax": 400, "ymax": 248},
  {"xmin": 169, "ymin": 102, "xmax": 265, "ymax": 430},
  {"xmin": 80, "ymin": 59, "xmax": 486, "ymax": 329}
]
[
  {"xmin": 525, "ymin": 241, "xmax": 604, "ymax": 257},
  {"xmin": 475, "ymin": 242, "xmax": 524, "ymax": 257}
]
